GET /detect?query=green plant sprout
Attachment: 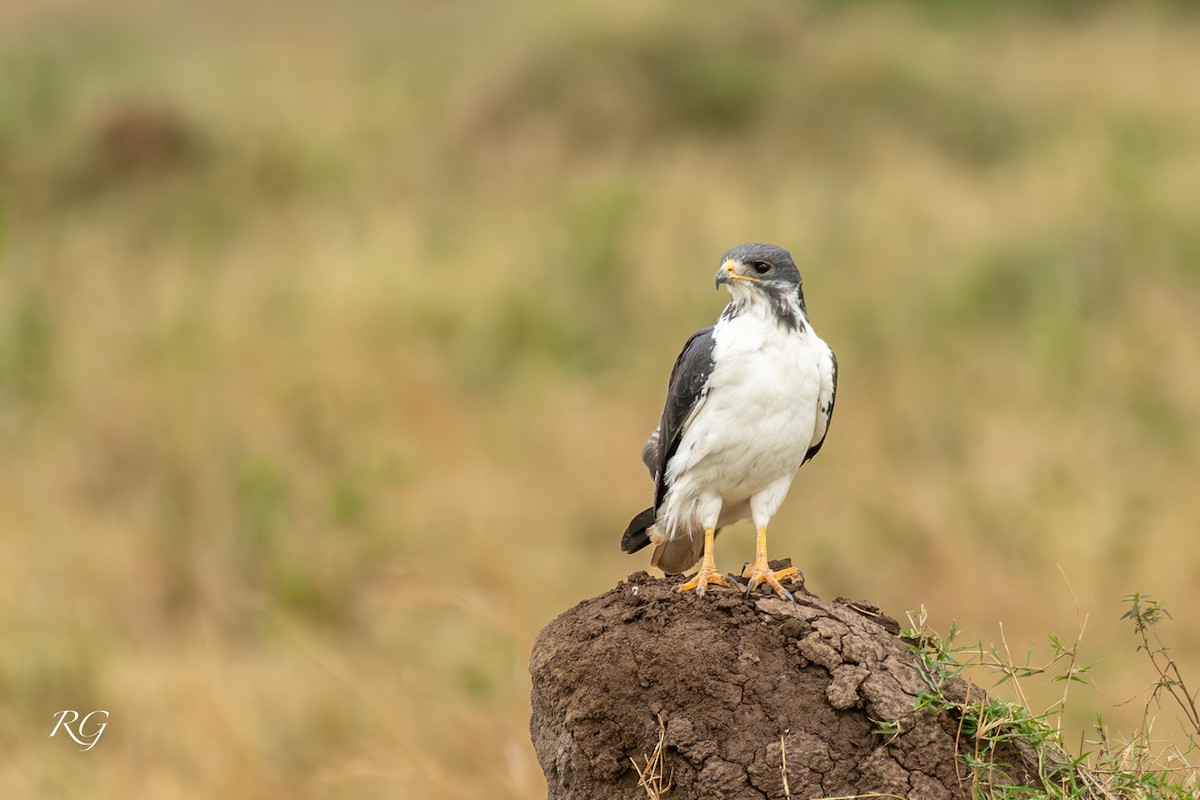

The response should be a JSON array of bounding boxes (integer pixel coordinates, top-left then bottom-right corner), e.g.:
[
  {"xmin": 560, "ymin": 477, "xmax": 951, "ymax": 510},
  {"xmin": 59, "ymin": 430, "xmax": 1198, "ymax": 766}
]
[{"xmin": 899, "ymin": 596, "xmax": 1198, "ymax": 799}]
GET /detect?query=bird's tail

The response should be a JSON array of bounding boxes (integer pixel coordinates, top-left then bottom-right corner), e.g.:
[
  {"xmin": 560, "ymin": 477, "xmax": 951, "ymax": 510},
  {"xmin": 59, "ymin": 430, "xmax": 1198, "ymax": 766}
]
[
  {"xmin": 650, "ymin": 532, "xmax": 705, "ymax": 575},
  {"xmin": 620, "ymin": 507, "xmax": 656, "ymax": 553},
  {"xmin": 622, "ymin": 508, "xmax": 706, "ymax": 574}
]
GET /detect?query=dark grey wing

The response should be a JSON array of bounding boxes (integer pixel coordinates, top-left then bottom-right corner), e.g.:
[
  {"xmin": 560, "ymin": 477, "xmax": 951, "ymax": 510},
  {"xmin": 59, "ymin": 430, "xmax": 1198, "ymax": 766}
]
[
  {"xmin": 620, "ymin": 507, "xmax": 656, "ymax": 553},
  {"xmin": 652, "ymin": 326, "xmax": 717, "ymax": 511},
  {"xmin": 802, "ymin": 347, "xmax": 837, "ymax": 465},
  {"xmin": 621, "ymin": 325, "xmax": 716, "ymax": 555},
  {"xmin": 639, "ymin": 427, "xmax": 660, "ymax": 478}
]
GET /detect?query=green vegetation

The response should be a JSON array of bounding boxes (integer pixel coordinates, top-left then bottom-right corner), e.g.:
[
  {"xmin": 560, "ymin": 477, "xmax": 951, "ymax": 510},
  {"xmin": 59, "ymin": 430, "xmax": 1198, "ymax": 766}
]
[
  {"xmin": 904, "ymin": 595, "xmax": 1198, "ymax": 798},
  {"xmin": 2, "ymin": 0, "xmax": 1200, "ymax": 796}
]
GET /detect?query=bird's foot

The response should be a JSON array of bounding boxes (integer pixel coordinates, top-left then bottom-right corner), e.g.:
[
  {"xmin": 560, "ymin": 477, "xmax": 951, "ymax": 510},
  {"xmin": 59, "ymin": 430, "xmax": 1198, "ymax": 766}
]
[
  {"xmin": 741, "ymin": 561, "xmax": 800, "ymax": 602},
  {"xmin": 675, "ymin": 563, "xmax": 733, "ymax": 598}
]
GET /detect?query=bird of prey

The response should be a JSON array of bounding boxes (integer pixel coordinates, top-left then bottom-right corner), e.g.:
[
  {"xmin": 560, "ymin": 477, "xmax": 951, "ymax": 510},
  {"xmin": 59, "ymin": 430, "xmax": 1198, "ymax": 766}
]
[{"xmin": 621, "ymin": 243, "xmax": 837, "ymax": 600}]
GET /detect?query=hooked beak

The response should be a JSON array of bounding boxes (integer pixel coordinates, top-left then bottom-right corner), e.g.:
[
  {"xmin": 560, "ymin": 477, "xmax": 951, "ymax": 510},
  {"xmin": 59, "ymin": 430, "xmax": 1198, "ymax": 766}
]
[{"xmin": 715, "ymin": 259, "xmax": 761, "ymax": 289}]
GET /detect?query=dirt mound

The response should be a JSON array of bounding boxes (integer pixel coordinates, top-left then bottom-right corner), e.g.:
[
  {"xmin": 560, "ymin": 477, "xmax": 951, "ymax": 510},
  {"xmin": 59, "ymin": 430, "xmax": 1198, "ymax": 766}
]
[{"xmin": 529, "ymin": 570, "xmax": 1037, "ymax": 800}]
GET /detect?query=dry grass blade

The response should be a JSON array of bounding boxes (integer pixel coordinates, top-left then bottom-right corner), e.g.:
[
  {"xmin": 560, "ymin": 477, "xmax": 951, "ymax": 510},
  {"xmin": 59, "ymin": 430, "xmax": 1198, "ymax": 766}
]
[
  {"xmin": 632, "ymin": 714, "xmax": 673, "ymax": 799},
  {"xmin": 780, "ymin": 730, "xmax": 792, "ymax": 799}
]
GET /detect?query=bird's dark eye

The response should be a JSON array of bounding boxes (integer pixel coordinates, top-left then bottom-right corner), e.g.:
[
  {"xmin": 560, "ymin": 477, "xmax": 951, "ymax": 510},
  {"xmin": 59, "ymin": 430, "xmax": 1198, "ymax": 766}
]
[{"xmin": 752, "ymin": 261, "xmax": 771, "ymax": 275}]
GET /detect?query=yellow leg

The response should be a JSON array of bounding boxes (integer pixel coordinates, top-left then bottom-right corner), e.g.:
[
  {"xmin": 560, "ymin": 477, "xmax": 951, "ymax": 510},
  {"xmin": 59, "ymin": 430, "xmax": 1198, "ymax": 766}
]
[
  {"xmin": 741, "ymin": 525, "xmax": 799, "ymax": 600},
  {"xmin": 675, "ymin": 528, "xmax": 732, "ymax": 597}
]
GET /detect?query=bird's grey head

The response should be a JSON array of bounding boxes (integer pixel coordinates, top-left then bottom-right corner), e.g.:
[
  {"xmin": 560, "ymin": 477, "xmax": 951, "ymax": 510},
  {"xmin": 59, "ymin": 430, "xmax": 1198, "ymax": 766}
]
[{"xmin": 715, "ymin": 243, "xmax": 807, "ymax": 328}]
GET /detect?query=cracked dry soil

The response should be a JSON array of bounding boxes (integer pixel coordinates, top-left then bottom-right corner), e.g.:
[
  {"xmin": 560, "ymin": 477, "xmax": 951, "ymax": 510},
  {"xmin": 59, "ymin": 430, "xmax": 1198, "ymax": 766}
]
[{"xmin": 530, "ymin": 571, "xmax": 1035, "ymax": 800}]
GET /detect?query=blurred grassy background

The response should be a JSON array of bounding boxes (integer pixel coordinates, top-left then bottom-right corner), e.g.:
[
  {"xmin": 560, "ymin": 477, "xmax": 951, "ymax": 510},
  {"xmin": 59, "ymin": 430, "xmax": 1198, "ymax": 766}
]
[{"xmin": 2, "ymin": 0, "xmax": 1200, "ymax": 795}]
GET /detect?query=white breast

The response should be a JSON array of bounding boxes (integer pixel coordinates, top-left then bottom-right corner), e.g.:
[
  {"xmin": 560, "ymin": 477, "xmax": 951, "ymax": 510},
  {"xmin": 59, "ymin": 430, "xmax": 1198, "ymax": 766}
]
[{"xmin": 658, "ymin": 300, "xmax": 830, "ymax": 540}]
